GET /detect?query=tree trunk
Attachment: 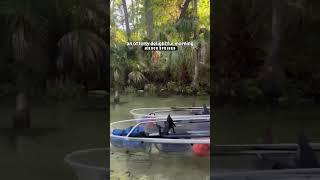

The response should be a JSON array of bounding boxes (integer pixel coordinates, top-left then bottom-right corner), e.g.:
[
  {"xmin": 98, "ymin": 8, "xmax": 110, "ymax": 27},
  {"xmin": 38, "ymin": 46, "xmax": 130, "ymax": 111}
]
[
  {"xmin": 131, "ymin": 0, "xmax": 135, "ymax": 29},
  {"xmin": 13, "ymin": 92, "xmax": 30, "ymax": 129},
  {"xmin": 192, "ymin": 51, "xmax": 199, "ymax": 89},
  {"xmin": 114, "ymin": 90, "xmax": 120, "ymax": 103},
  {"xmin": 144, "ymin": 0, "xmax": 153, "ymax": 39},
  {"xmin": 118, "ymin": 0, "xmax": 126, "ymax": 30},
  {"xmin": 122, "ymin": 0, "xmax": 131, "ymax": 39},
  {"xmin": 111, "ymin": 0, "xmax": 115, "ymax": 17},
  {"xmin": 113, "ymin": 68, "xmax": 120, "ymax": 104},
  {"xmin": 179, "ymin": 0, "xmax": 192, "ymax": 20},
  {"xmin": 192, "ymin": 0, "xmax": 199, "ymax": 90},
  {"xmin": 263, "ymin": 0, "xmax": 286, "ymax": 95},
  {"xmin": 13, "ymin": 71, "xmax": 31, "ymax": 129},
  {"xmin": 135, "ymin": 0, "xmax": 140, "ymax": 36}
]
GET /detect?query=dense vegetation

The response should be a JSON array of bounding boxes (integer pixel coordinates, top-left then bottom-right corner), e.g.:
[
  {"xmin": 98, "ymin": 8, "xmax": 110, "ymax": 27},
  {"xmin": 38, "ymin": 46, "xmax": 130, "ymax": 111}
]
[
  {"xmin": 0, "ymin": 0, "xmax": 108, "ymax": 127},
  {"xmin": 0, "ymin": 0, "xmax": 108, "ymax": 96},
  {"xmin": 214, "ymin": 0, "xmax": 320, "ymax": 106},
  {"xmin": 111, "ymin": 0, "xmax": 210, "ymax": 102}
]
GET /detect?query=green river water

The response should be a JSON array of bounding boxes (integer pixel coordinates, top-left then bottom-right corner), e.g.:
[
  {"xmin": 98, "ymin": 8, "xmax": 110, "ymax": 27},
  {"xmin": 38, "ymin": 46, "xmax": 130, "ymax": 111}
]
[
  {"xmin": 110, "ymin": 95, "xmax": 210, "ymax": 180},
  {"xmin": 0, "ymin": 96, "xmax": 106, "ymax": 180},
  {"xmin": 1, "ymin": 94, "xmax": 319, "ymax": 180}
]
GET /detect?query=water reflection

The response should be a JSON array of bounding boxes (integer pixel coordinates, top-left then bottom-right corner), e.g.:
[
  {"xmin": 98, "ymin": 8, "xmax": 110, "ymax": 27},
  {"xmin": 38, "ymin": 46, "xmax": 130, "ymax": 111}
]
[
  {"xmin": 110, "ymin": 150, "xmax": 210, "ymax": 180},
  {"xmin": 0, "ymin": 98, "xmax": 106, "ymax": 180}
]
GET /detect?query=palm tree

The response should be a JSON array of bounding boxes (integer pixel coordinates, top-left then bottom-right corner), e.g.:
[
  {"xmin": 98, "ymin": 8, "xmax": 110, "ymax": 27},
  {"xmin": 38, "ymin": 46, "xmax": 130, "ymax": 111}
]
[
  {"xmin": 56, "ymin": 0, "xmax": 107, "ymax": 81},
  {"xmin": 191, "ymin": 0, "xmax": 200, "ymax": 90},
  {"xmin": 0, "ymin": 0, "xmax": 107, "ymax": 128},
  {"xmin": 0, "ymin": 0, "xmax": 49, "ymax": 128},
  {"xmin": 111, "ymin": 43, "xmax": 127, "ymax": 103},
  {"xmin": 128, "ymin": 69, "xmax": 146, "ymax": 88}
]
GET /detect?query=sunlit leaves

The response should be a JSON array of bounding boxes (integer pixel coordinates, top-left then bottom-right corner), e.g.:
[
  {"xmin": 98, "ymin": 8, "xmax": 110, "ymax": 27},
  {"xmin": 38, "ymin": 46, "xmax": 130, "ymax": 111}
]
[
  {"xmin": 111, "ymin": 0, "xmax": 210, "ymax": 43},
  {"xmin": 198, "ymin": 0, "xmax": 210, "ymax": 29},
  {"xmin": 110, "ymin": 0, "xmax": 210, "ymax": 87},
  {"xmin": 114, "ymin": 29, "xmax": 127, "ymax": 44},
  {"xmin": 176, "ymin": 17, "xmax": 194, "ymax": 40}
]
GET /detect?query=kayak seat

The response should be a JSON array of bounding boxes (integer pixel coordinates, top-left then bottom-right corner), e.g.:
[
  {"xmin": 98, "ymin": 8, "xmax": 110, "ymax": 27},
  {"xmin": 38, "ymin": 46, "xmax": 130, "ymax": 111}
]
[
  {"xmin": 112, "ymin": 129, "xmax": 124, "ymax": 136},
  {"xmin": 112, "ymin": 126, "xmax": 146, "ymax": 137},
  {"xmin": 129, "ymin": 126, "xmax": 145, "ymax": 137}
]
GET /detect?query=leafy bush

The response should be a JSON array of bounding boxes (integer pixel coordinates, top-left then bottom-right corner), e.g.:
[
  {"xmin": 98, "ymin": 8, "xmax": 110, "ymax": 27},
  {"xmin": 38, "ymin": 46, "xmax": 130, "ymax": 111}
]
[
  {"xmin": 166, "ymin": 81, "xmax": 178, "ymax": 93},
  {"xmin": 124, "ymin": 86, "xmax": 136, "ymax": 94},
  {"xmin": 178, "ymin": 85, "xmax": 194, "ymax": 95},
  {"xmin": 241, "ymin": 79, "xmax": 263, "ymax": 101},
  {"xmin": 158, "ymin": 87, "xmax": 169, "ymax": 97},
  {"xmin": 46, "ymin": 80, "xmax": 83, "ymax": 101},
  {"xmin": 185, "ymin": 86, "xmax": 194, "ymax": 95},
  {"xmin": 144, "ymin": 84, "xmax": 157, "ymax": 94}
]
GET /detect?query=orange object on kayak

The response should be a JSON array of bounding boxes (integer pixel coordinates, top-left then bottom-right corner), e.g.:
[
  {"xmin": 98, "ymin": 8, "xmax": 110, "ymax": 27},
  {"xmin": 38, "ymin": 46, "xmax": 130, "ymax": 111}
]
[{"xmin": 192, "ymin": 144, "xmax": 210, "ymax": 157}]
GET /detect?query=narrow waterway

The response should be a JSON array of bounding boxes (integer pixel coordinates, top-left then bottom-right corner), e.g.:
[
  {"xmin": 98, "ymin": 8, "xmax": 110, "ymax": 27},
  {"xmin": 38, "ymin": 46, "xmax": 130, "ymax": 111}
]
[{"xmin": 110, "ymin": 95, "xmax": 210, "ymax": 180}]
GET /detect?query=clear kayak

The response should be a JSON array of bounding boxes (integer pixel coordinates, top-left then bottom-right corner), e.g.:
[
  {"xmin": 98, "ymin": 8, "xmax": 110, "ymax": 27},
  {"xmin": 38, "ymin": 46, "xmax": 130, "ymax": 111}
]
[
  {"xmin": 110, "ymin": 116, "xmax": 210, "ymax": 156},
  {"xmin": 64, "ymin": 148, "xmax": 108, "ymax": 180},
  {"xmin": 212, "ymin": 168, "xmax": 320, "ymax": 180},
  {"xmin": 213, "ymin": 143, "xmax": 320, "ymax": 179},
  {"xmin": 129, "ymin": 106, "xmax": 211, "ymax": 119}
]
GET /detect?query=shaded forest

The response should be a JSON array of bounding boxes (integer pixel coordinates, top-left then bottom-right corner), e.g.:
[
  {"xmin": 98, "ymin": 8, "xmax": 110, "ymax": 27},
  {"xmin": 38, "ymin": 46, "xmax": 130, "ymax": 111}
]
[
  {"xmin": 214, "ymin": 0, "xmax": 320, "ymax": 106},
  {"xmin": 0, "ymin": 0, "xmax": 108, "ymax": 128},
  {"xmin": 110, "ymin": 0, "xmax": 210, "ymax": 102}
]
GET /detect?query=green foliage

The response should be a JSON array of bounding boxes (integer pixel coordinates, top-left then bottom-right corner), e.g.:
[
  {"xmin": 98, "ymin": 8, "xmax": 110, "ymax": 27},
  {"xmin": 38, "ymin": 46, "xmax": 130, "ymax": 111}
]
[
  {"xmin": 176, "ymin": 18, "xmax": 194, "ymax": 40},
  {"xmin": 179, "ymin": 85, "xmax": 194, "ymax": 95},
  {"xmin": 198, "ymin": 0, "xmax": 210, "ymax": 30},
  {"xmin": 111, "ymin": 43, "xmax": 128, "ymax": 87},
  {"xmin": 46, "ymin": 80, "xmax": 84, "ymax": 101},
  {"xmin": 144, "ymin": 83, "xmax": 157, "ymax": 94},
  {"xmin": 197, "ymin": 89, "xmax": 208, "ymax": 96},
  {"xmin": 128, "ymin": 70, "xmax": 146, "ymax": 86},
  {"xmin": 57, "ymin": 30, "xmax": 106, "ymax": 71},
  {"xmin": 241, "ymin": 79, "xmax": 263, "ymax": 101},
  {"xmin": 124, "ymin": 86, "xmax": 136, "ymax": 94},
  {"xmin": 110, "ymin": 0, "xmax": 210, "ymax": 96},
  {"xmin": 0, "ymin": 0, "xmax": 108, "ymax": 100},
  {"xmin": 212, "ymin": 0, "xmax": 320, "ymax": 106},
  {"xmin": 166, "ymin": 81, "xmax": 179, "ymax": 93}
]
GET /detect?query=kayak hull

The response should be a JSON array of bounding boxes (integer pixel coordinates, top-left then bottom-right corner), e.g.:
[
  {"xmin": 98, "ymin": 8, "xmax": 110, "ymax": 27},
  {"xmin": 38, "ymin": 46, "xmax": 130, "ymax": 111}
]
[{"xmin": 130, "ymin": 107, "xmax": 211, "ymax": 119}]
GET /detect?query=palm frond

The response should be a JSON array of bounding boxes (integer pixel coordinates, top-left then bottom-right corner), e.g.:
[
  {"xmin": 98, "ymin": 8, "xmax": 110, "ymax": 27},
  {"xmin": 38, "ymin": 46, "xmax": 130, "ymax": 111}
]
[
  {"xmin": 11, "ymin": 24, "xmax": 30, "ymax": 61},
  {"xmin": 0, "ymin": 0, "xmax": 48, "ymax": 61},
  {"xmin": 57, "ymin": 30, "xmax": 107, "ymax": 71},
  {"xmin": 128, "ymin": 71, "xmax": 146, "ymax": 84},
  {"xmin": 63, "ymin": 0, "xmax": 106, "ymax": 30}
]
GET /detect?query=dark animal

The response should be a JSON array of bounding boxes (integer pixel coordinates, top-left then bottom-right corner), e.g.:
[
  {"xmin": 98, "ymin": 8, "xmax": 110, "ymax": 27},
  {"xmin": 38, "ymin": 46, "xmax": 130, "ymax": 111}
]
[
  {"xmin": 167, "ymin": 115, "xmax": 176, "ymax": 133},
  {"xmin": 202, "ymin": 104, "xmax": 209, "ymax": 115},
  {"xmin": 295, "ymin": 135, "xmax": 319, "ymax": 168},
  {"xmin": 271, "ymin": 135, "xmax": 319, "ymax": 169},
  {"xmin": 162, "ymin": 115, "xmax": 176, "ymax": 135}
]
